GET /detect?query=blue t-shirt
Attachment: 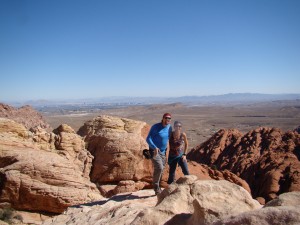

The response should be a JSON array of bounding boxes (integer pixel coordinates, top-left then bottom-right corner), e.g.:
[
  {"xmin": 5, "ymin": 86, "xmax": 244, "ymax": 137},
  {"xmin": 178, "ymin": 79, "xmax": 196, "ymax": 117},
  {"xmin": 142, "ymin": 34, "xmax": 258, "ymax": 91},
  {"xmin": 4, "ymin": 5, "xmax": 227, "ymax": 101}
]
[{"xmin": 146, "ymin": 122, "xmax": 172, "ymax": 154}]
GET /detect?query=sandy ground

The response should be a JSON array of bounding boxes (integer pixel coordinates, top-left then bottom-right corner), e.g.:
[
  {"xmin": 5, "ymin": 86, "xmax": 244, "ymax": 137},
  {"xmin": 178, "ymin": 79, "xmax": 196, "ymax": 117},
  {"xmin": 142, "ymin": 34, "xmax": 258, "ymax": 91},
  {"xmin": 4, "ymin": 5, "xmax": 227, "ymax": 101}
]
[{"xmin": 43, "ymin": 101, "xmax": 300, "ymax": 149}]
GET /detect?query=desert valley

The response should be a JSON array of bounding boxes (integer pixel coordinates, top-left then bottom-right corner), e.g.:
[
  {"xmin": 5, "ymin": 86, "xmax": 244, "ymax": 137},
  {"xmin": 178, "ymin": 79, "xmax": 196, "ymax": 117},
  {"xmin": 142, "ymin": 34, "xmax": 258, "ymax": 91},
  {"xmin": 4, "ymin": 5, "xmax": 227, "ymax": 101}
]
[{"xmin": 0, "ymin": 98, "xmax": 299, "ymax": 224}]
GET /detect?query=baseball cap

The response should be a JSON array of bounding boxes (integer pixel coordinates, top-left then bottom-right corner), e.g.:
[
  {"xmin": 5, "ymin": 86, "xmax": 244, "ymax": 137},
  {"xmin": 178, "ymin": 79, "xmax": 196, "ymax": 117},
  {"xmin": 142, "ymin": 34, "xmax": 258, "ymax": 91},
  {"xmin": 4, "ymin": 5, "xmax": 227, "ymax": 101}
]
[{"xmin": 163, "ymin": 113, "xmax": 171, "ymax": 118}]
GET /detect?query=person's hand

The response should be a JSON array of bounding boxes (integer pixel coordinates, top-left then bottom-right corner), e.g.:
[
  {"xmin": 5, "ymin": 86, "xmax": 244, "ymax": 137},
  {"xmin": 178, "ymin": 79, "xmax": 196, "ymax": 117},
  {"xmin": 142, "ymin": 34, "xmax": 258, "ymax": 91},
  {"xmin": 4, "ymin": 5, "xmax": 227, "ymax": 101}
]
[
  {"xmin": 154, "ymin": 148, "xmax": 159, "ymax": 157},
  {"xmin": 182, "ymin": 155, "xmax": 187, "ymax": 162}
]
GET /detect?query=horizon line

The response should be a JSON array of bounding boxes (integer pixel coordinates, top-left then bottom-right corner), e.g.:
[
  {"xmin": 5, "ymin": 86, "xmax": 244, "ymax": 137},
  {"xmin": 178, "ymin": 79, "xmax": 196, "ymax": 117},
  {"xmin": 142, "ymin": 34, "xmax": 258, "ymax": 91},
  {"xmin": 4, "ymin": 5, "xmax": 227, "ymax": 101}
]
[{"xmin": 1, "ymin": 92, "xmax": 300, "ymax": 104}]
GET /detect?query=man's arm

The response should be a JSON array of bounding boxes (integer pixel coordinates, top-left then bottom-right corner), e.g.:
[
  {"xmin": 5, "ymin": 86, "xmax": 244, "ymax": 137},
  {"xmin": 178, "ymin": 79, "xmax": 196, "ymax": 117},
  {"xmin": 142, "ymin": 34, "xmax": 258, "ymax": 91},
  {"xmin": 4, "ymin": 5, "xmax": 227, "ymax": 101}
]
[{"xmin": 146, "ymin": 126, "xmax": 157, "ymax": 150}]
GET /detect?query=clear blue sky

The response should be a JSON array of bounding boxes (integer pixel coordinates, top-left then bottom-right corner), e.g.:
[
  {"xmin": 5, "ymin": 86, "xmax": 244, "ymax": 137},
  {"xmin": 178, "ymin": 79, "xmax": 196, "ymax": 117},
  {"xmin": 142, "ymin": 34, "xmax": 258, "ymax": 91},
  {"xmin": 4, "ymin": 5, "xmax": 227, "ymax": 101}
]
[{"xmin": 1, "ymin": 0, "xmax": 299, "ymax": 102}]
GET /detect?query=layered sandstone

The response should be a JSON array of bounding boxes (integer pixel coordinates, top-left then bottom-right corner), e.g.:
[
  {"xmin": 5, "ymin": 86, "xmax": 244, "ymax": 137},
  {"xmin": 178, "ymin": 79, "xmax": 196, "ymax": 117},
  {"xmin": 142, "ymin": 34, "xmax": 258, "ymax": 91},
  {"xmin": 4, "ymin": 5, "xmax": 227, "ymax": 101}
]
[
  {"xmin": 188, "ymin": 128, "xmax": 300, "ymax": 202},
  {"xmin": 0, "ymin": 103, "xmax": 50, "ymax": 130},
  {"xmin": 0, "ymin": 118, "xmax": 102, "ymax": 214}
]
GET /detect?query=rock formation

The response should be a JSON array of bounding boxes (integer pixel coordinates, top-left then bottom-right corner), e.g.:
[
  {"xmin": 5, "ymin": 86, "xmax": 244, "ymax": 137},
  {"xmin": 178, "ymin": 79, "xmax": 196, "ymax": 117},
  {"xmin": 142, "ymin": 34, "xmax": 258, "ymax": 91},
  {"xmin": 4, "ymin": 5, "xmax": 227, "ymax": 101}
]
[
  {"xmin": 0, "ymin": 118, "xmax": 102, "ymax": 214},
  {"xmin": 132, "ymin": 175, "xmax": 261, "ymax": 225},
  {"xmin": 42, "ymin": 189, "xmax": 157, "ymax": 225},
  {"xmin": 188, "ymin": 127, "xmax": 300, "ymax": 202},
  {"xmin": 43, "ymin": 176, "xmax": 270, "ymax": 225},
  {"xmin": 78, "ymin": 115, "xmax": 153, "ymax": 189},
  {"xmin": 212, "ymin": 192, "xmax": 300, "ymax": 225},
  {"xmin": 78, "ymin": 115, "xmax": 250, "ymax": 195},
  {"xmin": 0, "ymin": 103, "xmax": 50, "ymax": 130}
]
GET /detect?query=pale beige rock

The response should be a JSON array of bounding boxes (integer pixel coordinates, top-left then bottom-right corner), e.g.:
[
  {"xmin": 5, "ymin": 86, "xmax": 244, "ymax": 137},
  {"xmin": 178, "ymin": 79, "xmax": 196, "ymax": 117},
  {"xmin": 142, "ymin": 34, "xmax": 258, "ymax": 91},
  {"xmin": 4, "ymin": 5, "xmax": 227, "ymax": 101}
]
[
  {"xmin": 42, "ymin": 183, "xmax": 300, "ymax": 225},
  {"xmin": 0, "ymin": 148, "xmax": 102, "ymax": 213},
  {"xmin": 30, "ymin": 126, "xmax": 56, "ymax": 150},
  {"xmin": 53, "ymin": 124, "xmax": 93, "ymax": 179},
  {"xmin": 212, "ymin": 206, "xmax": 300, "ymax": 225},
  {"xmin": 187, "ymin": 179, "xmax": 261, "ymax": 224},
  {"xmin": 0, "ymin": 119, "xmax": 102, "ymax": 214},
  {"xmin": 132, "ymin": 176, "xmax": 261, "ymax": 225},
  {"xmin": 264, "ymin": 191, "xmax": 300, "ymax": 207},
  {"xmin": 14, "ymin": 210, "xmax": 52, "ymax": 225},
  {"xmin": 0, "ymin": 118, "xmax": 28, "ymax": 138},
  {"xmin": 42, "ymin": 189, "xmax": 157, "ymax": 225},
  {"xmin": 113, "ymin": 180, "xmax": 136, "ymax": 195}
]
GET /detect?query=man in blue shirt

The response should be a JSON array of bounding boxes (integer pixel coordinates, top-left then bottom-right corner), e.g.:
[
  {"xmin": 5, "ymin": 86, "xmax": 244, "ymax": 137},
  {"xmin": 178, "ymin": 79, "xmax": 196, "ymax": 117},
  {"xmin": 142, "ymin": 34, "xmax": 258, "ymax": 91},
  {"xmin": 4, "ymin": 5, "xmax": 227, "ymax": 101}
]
[{"xmin": 146, "ymin": 113, "xmax": 172, "ymax": 195}]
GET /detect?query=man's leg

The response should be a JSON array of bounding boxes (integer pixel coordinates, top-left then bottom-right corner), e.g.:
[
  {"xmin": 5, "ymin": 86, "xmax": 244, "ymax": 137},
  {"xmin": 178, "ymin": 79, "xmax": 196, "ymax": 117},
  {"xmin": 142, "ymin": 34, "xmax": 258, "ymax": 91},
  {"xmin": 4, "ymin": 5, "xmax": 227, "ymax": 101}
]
[{"xmin": 152, "ymin": 152, "xmax": 165, "ymax": 194}]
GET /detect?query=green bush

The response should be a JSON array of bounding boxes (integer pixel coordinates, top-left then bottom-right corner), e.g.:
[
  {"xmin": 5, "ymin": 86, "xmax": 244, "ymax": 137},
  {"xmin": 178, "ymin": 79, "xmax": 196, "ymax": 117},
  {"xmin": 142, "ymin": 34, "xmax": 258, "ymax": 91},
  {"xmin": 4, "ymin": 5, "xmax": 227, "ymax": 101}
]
[
  {"xmin": 0, "ymin": 207, "xmax": 23, "ymax": 223},
  {"xmin": 0, "ymin": 207, "xmax": 14, "ymax": 222}
]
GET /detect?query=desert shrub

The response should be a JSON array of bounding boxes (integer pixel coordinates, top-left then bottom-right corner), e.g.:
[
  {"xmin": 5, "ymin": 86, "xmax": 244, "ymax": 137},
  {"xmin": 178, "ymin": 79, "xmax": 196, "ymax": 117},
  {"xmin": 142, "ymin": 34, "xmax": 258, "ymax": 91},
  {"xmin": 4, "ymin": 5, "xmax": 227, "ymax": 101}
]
[
  {"xmin": 0, "ymin": 207, "xmax": 14, "ymax": 222},
  {"xmin": 211, "ymin": 164, "xmax": 218, "ymax": 170},
  {"xmin": 13, "ymin": 213, "xmax": 23, "ymax": 221},
  {"xmin": 0, "ymin": 207, "xmax": 23, "ymax": 223}
]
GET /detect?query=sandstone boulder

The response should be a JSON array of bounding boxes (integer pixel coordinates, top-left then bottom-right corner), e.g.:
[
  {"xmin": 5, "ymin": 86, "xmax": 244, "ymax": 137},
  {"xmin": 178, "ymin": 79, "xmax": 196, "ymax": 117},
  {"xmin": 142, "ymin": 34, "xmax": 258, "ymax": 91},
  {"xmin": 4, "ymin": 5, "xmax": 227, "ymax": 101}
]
[
  {"xmin": 212, "ymin": 191, "xmax": 300, "ymax": 225},
  {"xmin": 212, "ymin": 206, "xmax": 300, "ymax": 225},
  {"xmin": 132, "ymin": 175, "xmax": 261, "ymax": 225},
  {"xmin": 0, "ymin": 118, "xmax": 102, "ymax": 214},
  {"xmin": 77, "ymin": 115, "xmax": 152, "ymax": 186},
  {"xmin": 264, "ymin": 191, "xmax": 300, "ymax": 207}
]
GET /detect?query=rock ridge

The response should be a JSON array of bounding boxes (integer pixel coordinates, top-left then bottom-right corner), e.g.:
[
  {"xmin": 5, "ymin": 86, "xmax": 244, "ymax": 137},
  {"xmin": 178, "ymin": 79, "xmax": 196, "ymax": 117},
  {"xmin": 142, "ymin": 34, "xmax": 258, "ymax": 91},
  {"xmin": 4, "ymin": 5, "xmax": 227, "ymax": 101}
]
[{"xmin": 188, "ymin": 127, "xmax": 300, "ymax": 202}]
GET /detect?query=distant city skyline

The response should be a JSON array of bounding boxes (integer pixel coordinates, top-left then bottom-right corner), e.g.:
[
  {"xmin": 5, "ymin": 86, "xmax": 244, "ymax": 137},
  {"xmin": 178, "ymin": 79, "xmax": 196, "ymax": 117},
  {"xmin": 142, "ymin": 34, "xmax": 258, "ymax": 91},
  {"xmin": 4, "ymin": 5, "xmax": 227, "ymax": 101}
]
[{"xmin": 1, "ymin": 0, "xmax": 299, "ymax": 102}]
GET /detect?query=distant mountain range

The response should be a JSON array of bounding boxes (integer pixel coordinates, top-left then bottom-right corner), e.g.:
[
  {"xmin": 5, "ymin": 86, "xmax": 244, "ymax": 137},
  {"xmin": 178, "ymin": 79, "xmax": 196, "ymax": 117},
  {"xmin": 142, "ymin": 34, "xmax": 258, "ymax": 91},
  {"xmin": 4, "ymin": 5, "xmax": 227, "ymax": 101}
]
[{"xmin": 4, "ymin": 93, "xmax": 300, "ymax": 107}]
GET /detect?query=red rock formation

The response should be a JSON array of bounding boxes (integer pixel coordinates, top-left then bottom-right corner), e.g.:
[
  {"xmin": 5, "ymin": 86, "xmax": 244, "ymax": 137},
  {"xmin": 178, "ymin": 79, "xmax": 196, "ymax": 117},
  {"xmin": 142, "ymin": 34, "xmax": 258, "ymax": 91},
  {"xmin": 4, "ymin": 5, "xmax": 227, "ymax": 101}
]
[
  {"xmin": 188, "ymin": 127, "xmax": 300, "ymax": 202},
  {"xmin": 0, "ymin": 103, "xmax": 50, "ymax": 130},
  {"xmin": 78, "ymin": 115, "xmax": 153, "ymax": 187}
]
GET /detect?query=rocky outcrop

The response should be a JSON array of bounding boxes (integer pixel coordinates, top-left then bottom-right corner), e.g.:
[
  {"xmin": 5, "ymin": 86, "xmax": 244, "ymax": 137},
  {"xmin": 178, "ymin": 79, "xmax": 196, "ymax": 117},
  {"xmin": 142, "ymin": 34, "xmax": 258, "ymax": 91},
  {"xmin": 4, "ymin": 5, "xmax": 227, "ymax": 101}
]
[
  {"xmin": 42, "ymin": 189, "xmax": 157, "ymax": 225},
  {"xmin": 188, "ymin": 128, "xmax": 300, "ymax": 202},
  {"xmin": 0, "ymin": 103, "xmax": 50, "ymax": 130},
  {"xmin": 163, "ymin": 161, "xmax": 251, "ymax": 193},
  {"xmin": 43, "ymin": 176, "xmax": 266, "ymax": 225},
  {"xmin": 132, "ymin": 175, "xmax": 261, "ymax": 225},
  {"xmin": 0, "ymin": 118, "xmax": 102, "ymax": 214},
  {"xmin": 78, "ymin": 115, "xmax": 152, "ymax": 187},
  {"xmin": 78, "ymin": 115, "xmax": 250, "ymax": 194},
  {"xmin": 212, "ymin": 192, "xmax": 300, "ymax": 225}
]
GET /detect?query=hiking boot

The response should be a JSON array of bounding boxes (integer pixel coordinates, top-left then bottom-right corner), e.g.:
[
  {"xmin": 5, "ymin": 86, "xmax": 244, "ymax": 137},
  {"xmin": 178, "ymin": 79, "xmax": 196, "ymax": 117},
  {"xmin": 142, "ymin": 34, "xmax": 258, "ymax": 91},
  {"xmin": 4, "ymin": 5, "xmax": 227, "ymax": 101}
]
[
  {"xmin": 154, "ymin": 186, "xmax": 162, "ymax": 195},
  {"xmin": 155, "ymin": 189, "xmax": 161, "ymax": 195}
]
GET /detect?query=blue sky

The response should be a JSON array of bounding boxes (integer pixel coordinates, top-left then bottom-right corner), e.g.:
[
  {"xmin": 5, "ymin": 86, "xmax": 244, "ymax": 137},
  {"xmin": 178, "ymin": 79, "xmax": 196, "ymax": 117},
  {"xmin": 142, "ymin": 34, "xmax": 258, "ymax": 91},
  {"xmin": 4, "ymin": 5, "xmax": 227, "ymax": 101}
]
[{"xmin": 0, "ymin": 0, "xmax": 299, "ymax": 101}]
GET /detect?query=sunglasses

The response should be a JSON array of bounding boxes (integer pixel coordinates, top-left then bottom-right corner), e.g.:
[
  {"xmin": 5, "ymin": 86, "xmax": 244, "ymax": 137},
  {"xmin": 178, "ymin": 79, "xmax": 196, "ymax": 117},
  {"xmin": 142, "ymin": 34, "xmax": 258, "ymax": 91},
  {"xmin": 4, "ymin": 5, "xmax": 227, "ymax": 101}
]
[{"xmin": 164, "ymin": 117, "xmax": 171, "ymax": 120}]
